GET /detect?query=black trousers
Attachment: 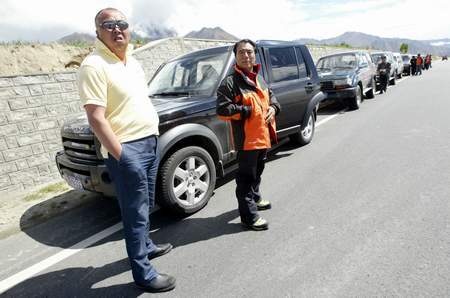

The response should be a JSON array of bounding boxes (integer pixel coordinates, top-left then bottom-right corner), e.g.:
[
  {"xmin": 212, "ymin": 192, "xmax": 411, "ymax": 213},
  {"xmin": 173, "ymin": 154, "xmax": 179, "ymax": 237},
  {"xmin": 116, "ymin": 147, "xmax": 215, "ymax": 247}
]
[
  {"xmin": 235, "ymin": 149, "xmax": 267, "ymax": 224},
  {"xmin": 379, "ymin": 74, "xmax": 389, "ymax": 91}
]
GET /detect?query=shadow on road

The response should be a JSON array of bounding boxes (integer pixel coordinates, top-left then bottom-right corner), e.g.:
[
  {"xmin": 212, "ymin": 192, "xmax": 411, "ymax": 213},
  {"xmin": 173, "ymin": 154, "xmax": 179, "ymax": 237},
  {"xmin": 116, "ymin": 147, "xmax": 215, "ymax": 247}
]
[
  {"xmin": 5, "ymin": 209, "xmax": 244, "ymax": 296},
  {"xmin": 2, "ymin": 258, "xmax": 142, "ymax": 297},
  {"xmin": 19, "ymin": 192, "xmax": 122, "ymax": 249}
]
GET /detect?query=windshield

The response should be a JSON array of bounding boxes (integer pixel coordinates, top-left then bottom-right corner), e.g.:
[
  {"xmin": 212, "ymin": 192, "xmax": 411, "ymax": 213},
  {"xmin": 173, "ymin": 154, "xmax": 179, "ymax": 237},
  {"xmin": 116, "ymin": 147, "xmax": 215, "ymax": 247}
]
[
  {"xmin": 317, "ymin": 54, "xmax": 357, "ymax": 70},
  {"xmin": 402, "ymin": 55, "xmax": 410, "ymax": 62},
  {"xmin": 148, "ymin": 50, "xmax": 229, "ymax": 97},
  {"xmin": 371, "ymin": 54, "xmax": 383, "ymax": 64}
]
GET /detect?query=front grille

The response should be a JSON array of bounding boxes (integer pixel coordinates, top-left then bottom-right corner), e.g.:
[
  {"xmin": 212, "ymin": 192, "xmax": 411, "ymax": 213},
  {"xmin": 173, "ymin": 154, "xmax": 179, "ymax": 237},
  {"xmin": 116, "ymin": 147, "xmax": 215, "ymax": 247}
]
[
  {"xmin": 320, "ymin": 81, "xmax": 334, "ymax": 91},
  {"xmin": 62, "ymin": 136, "xmax": 101, "ymax": 165}
]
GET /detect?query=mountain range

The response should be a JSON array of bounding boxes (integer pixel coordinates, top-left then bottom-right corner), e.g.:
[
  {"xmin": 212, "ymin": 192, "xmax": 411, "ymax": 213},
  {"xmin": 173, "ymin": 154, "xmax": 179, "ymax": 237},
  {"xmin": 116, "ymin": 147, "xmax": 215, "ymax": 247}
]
[
  {"xmin": 57, "ymin": 28, "xmax": 449, "ymax": 55},
  {"xmin": 57, "ymin": 26, "xmax": 238, "ymax": 44},
  {"xmin": 296, "ymin": 31, "xmax": 450, "ymax": 55}
]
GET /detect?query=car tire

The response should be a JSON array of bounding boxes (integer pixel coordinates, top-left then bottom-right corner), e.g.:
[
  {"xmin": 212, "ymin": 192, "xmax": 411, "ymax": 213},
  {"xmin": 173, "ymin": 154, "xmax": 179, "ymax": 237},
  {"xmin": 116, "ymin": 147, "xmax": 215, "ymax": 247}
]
[
  {"xmin": 289, "ymin": 112, "xmax": 315, "ymax": 146},
  {"xmin": 159, "ymin": 146, "xmax": 216, "ymax": 214},
  {"xmin": 365, "ymin": 79, "xmax": 375, "ymax": 99},
  {"xmin": 390, "ymin": 74, "xmax": 396, "ymax": 85},
  {"xmin": 349, "ymin": 85, "xmax": 362, "ymax": 110}
]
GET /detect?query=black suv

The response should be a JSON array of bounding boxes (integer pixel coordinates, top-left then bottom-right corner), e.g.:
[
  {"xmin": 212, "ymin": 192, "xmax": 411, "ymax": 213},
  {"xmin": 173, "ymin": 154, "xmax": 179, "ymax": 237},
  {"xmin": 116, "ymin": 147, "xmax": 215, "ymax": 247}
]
[
  {"xmin": 56, "ymin": 41, "xmax": 324, "ymax": 214},
  {"xmin": 316, "ymin": 51, "xmax": 376, "ymax": 110}
]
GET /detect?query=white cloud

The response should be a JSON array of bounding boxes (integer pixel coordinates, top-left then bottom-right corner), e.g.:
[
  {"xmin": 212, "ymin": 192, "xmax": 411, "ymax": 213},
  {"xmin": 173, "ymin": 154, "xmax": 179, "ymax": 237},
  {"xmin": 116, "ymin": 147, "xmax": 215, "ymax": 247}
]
[
  {"xmin": 167, "ymin": 0, "xmax": 308, "ymax": 40},
  {"xmin": 0, "ymin": 0, "xmax": 448, "ymax": 42}
]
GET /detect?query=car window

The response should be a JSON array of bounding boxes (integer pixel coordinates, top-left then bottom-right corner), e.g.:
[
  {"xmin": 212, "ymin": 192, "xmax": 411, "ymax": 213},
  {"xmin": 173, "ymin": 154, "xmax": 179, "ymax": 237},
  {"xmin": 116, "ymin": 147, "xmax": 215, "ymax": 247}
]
[
  {"xmin": 268, "ymin": 47, "xmax": 299, "ymax": 83},
  {"xmin": 360, "ymin": 54, "xmax": 368, "ymax": 66},
  {"xmin": 317, "ymin": 54, "xmax": 357, "ymax": 70},
  {"xmin": 255, "ymin": 51, "xmax": 266, "ymax": 80},
  {"xmin": 148, "ymin": 50, "xmax": 228, "ymax": 96},
  {"xmin": 295, "ymin": 47, "xmax": 308, "ymax": 79}
]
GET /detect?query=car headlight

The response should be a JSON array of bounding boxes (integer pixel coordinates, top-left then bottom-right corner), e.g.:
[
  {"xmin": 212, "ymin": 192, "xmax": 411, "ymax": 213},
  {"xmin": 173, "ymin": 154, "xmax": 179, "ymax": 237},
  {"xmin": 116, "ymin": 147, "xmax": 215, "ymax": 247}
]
[{"xmin": 334, "ymin": 78, "xmax": 352, "ymax": 86}]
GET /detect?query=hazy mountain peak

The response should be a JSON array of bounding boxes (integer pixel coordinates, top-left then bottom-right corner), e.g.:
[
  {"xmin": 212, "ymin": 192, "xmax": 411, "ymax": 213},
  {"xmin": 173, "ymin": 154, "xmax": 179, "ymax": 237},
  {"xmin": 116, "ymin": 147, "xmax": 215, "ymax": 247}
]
[
  {"xmin": 57, "ymin": 32, "xmax": 95, "ymax": 44},
  {"xmin": 185, "ymin": 27, "xmax": 238, "ymax": 40}
]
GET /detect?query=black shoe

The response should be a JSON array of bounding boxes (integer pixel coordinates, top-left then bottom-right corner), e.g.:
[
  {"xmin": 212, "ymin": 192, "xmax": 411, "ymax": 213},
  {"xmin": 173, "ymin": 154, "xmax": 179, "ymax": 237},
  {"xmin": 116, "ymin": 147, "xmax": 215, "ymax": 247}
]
[
  {"xmin": 380, "ymin": 90, "xmax": 383, "ymax": 94},
  {"xmin": 148, "ymin": 243, "xmax": 173, "ymax": 260},
  {"xmin": 136, "ymin": 273, "xmax": 176, "ymax": 293}
]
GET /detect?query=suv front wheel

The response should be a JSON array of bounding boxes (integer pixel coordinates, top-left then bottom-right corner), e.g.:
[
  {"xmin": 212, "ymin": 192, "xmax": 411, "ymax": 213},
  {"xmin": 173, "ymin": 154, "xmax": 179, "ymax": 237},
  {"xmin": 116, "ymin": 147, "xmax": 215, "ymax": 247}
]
[{"xmin": 159, "ymin": 146, "xmax": 216, "ymax": 214}]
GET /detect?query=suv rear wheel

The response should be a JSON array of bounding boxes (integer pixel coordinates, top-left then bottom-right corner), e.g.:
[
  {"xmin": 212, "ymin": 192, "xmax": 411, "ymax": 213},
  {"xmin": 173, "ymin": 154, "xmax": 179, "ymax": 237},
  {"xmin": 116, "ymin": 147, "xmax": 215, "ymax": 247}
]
[
  {"xmin": 290, "ymin": 112, "xmax": 315, "ymax": 146},
  {"xmin": 159, "ymin": 146, "xmax": 216, "ymax": 214},
  {"xmin": 390, "ymin": 74, "xmax": 396, "ymax": 85}
]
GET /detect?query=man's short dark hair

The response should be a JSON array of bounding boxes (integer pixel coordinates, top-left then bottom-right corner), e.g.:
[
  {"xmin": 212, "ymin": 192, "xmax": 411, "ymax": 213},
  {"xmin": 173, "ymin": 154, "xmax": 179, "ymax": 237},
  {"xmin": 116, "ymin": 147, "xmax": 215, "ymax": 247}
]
[
  {"xmin": 95, "ymin": 7, "xmax": 121, "ymax": 27},
  {"xmin": 233, "ymin": 39, "xmax": 256, "ymax": 55}
]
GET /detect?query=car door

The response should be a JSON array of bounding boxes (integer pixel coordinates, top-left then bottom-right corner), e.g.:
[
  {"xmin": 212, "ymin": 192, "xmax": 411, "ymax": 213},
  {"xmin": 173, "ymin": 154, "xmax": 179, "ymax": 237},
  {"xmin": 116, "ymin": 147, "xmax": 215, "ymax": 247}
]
[
  {"xmin": 264, "ymin": 46, "xmax": 307, "ymax": 132},
  {"xmin": 358, "ymin": 53, "xmax": 371, "ymax": 89}
]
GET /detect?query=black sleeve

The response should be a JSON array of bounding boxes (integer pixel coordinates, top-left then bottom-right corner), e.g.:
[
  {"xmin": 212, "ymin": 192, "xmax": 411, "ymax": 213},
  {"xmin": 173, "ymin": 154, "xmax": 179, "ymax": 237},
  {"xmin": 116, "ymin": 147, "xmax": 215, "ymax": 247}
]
[{"xmin": 216, "ymin": 76, "xmax": 251, "ymax": 119}]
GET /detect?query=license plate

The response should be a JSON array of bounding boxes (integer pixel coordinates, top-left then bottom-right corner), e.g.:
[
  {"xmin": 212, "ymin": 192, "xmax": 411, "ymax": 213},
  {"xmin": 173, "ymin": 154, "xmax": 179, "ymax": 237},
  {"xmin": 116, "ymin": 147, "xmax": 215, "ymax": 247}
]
[{"xmin": 64, "ymin": 173, "xmax": 84, "ymax": 190}]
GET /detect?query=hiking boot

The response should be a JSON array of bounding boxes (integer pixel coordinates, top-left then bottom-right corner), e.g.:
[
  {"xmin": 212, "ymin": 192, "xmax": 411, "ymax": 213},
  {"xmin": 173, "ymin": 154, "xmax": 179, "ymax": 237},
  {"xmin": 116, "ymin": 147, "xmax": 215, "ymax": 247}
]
[
  {"xmin": 242, "ymin": 217, "xmax": 269, "ymax": 231},
  {"xmin": 256, "ymin": 199, "xmax": 271, "ymax": 211}
]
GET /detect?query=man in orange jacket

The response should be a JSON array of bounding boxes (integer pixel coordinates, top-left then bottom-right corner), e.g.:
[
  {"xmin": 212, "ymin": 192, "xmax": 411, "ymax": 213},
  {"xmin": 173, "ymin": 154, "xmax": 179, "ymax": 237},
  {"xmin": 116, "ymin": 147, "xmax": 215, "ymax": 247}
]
[{"xmin": 217, "ymin": 39, "xmax": 281, "ymax": 231}]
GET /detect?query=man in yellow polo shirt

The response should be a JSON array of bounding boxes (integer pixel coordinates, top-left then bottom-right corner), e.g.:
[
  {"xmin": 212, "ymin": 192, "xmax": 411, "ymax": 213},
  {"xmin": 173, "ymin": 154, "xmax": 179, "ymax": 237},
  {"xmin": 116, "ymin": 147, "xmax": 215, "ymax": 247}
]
[{"xmin": 77, "ymin": 7, "xmax": 175, "ymax": 293}]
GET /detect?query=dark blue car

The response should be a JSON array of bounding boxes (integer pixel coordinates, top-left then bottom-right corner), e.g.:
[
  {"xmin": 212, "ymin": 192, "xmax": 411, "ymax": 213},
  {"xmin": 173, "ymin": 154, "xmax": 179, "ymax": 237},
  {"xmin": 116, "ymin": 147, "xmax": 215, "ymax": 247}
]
[{"xmin": 316, "ymin": 51, "xmax": 376, "ymax": 110}]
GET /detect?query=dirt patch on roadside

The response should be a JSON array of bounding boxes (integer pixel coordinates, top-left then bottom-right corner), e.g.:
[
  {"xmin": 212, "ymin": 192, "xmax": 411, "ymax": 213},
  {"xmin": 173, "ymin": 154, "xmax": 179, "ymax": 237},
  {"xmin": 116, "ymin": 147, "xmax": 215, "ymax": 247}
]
[
  {"xmin": 0, "ymin": 181, "xmax": 101, "ymax": 239},
  {"xmin": 0, "ymin": 43, "xmax": 92, "ymax": 76}
]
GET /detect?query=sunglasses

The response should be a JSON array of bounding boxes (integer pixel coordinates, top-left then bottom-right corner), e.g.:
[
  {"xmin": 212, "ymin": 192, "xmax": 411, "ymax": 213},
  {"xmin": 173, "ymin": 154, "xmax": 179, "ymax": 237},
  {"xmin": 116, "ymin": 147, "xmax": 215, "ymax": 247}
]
[{"xmin": 100, "ymin": 20, "xmax": 129, "ymax": 31}]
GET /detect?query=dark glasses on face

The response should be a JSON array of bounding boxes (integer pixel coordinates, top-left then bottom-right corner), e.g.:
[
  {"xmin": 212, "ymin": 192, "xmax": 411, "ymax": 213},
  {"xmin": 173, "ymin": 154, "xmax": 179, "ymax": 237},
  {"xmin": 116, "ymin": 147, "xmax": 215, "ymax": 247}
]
[{"xmin": 100, "ymin": 20, "xmax": 129, "ymax": 31}]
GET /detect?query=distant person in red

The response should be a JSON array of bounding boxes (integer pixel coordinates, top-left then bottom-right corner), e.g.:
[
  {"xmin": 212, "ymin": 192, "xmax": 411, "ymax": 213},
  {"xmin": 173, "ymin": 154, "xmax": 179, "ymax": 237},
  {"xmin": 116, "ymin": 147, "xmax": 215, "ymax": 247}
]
[
  {"xmin": 425, "ymin": 54, "xmax": 432, "ymax": 70},
  {"xmin": 416, "ymin": 54, "xmax": 423, "ymax": 75}
]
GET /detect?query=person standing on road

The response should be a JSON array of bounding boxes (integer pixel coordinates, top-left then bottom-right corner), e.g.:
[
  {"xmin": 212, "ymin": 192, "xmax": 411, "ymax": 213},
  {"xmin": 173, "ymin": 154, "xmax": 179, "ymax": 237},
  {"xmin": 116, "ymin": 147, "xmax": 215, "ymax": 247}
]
[
  {"xmin": 77, "ymin": 7, "xmax": 175, "ymax": 293},
  {"xmin": 377, "ymin": 55, "xmax": 391, "ymax": 94},
  {"xmin": 425, "ymin": 54, "xmax": 432, "ymax": 70},
  {"xmin": 217, "ymin": 39, "xmax": 281, "ymax": 231},
  {"xmin": 410, "ymin": 55, "xmax": 417, "ymax": 76},
  {"xmin": 416, "ymin": 54, "xmax": 423, "ymax": 75}
]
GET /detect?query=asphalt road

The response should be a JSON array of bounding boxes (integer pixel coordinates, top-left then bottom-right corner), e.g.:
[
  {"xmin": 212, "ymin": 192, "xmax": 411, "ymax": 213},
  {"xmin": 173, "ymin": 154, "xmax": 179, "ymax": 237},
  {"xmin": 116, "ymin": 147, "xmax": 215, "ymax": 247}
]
[{"xmin": 1, "ymin": 62, "xmax": 450, "ymax": 297}]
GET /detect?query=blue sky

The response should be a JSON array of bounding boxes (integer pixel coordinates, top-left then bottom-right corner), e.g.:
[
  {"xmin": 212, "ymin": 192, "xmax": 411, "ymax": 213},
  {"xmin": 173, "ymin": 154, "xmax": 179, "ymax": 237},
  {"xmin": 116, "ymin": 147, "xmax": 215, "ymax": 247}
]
[{"xmin": 0, "ymin": 0, "xmax": 448, "ymax": 42}]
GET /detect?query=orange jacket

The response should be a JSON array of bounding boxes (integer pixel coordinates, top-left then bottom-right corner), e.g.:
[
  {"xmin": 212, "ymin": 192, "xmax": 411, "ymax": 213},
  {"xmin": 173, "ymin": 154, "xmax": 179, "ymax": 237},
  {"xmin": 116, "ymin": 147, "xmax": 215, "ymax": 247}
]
[
  {"xmin": 417, "ymin": 56, "xmax": 423, "ymax": 65},
  {"xmin": 217, "ymin": 64, "xmax": 281, "ymax": 151}
]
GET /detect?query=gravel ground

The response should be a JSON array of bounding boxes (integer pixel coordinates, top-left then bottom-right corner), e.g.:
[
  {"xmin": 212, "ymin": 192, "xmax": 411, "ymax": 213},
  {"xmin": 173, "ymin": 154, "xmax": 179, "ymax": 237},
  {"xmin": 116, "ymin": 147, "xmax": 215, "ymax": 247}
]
[{"xmin": 0, "ymin": 181, "xmax": 101, "ymax": 239}]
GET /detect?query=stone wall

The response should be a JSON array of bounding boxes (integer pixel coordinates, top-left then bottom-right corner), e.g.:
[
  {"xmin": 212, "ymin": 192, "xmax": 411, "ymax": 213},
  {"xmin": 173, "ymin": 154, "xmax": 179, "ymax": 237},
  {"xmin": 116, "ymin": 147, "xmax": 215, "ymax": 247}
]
[
  {"xmin": 0, "ymin": 37, "xmax": 354, "ymax": 196},
  {"xmin": 0, "ymin": 72, "xmax": 81, "ymax": 194}
]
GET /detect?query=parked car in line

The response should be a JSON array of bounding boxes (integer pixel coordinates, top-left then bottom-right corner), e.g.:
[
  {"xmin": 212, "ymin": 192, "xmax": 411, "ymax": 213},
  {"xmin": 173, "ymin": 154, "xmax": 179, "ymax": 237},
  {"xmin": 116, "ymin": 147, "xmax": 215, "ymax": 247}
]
[
  {"xmin": 55, "ymin": 41, "xmax": 325, "ymax": 214},
  {"xmin": 443, "ymin": 55, "xmax": 448, "ymax": 61},
  {"xmin": 401, "ymin": 54, "xmax": 412, "ymax": 75},
  {"xmin": 392, "ymin": 52, "xmax": 404, "ymax": 78},
  {"xmin": 371, "ymin": 51, "xmax": 397, "ymax": 86},
  {"xmin": 316, "ymin": 50, "xmax": 376, "ymax": 110}
]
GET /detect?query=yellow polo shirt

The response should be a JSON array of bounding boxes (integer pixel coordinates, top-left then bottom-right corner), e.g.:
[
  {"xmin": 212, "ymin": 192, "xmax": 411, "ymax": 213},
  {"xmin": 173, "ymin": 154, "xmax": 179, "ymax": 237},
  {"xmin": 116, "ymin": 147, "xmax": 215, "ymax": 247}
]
[{"xmin": 78, "ymin": 39, "xmax": 159, "ymax": 157}]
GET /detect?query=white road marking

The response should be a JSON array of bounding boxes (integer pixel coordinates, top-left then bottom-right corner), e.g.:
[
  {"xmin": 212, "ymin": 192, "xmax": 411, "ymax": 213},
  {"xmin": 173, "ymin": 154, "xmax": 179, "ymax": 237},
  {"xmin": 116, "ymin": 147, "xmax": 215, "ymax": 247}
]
[
  {"xmin": 316, "ymin": 109, "xmax": 347, "ymax": 127},
  {"xmin": 0, "ymin": 223, "xmax": 123, "ymax": 293},
  {"xmin": 0, "ymin": 109, "xmax": 348, "ymax": 294}
]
